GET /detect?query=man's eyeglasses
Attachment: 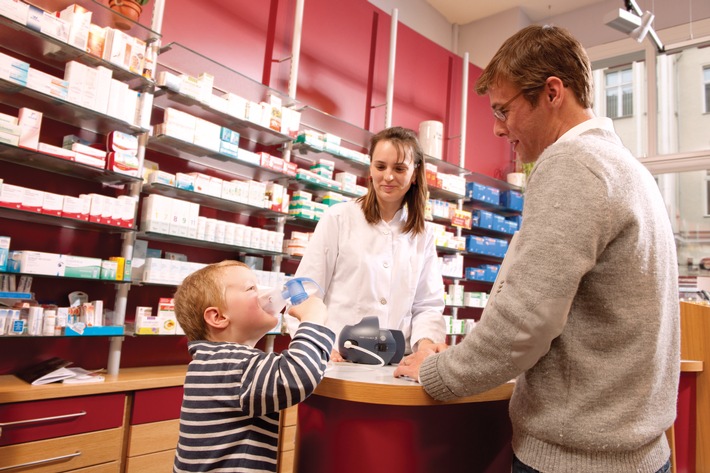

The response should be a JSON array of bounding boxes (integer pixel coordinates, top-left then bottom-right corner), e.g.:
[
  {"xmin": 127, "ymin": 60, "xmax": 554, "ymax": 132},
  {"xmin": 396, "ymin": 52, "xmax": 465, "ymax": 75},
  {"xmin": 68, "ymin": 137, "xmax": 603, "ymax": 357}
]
[{"xmin": 492, "ymin": 90, "xmax": 526, "ymax": 122}]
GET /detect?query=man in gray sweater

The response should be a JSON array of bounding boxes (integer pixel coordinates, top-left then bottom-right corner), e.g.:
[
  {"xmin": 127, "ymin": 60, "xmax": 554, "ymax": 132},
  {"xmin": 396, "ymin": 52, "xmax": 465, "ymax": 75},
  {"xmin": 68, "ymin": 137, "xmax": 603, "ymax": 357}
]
[{"xmin": 394, "ymin": 25, "xmax": 679, "ymax": 473}]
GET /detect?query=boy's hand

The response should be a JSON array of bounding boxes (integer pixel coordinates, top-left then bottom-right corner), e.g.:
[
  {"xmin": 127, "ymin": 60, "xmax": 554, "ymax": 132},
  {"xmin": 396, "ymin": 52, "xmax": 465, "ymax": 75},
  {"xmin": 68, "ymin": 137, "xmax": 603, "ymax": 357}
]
[{"xmin": 287, "ymin": 296, "xmax": 327, "ymax": 325}]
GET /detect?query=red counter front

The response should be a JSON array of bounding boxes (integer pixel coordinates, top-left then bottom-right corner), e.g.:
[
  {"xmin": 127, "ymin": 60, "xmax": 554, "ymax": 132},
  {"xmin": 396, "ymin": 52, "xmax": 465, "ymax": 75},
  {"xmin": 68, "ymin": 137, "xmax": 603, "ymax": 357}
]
[{"xmin": 296, "ymin": 364, "xmax": 514, "ymax": 473}]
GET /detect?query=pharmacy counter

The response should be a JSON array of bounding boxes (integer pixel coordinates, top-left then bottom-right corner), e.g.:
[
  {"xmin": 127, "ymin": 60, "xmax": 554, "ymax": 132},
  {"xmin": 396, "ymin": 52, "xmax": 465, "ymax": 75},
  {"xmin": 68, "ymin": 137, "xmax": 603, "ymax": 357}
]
[
  {"xmin": 296, "ymin": 363, "xmax": 514, "ymax": 473},
  {"xmin": 297, "ymin": 361, "xmax": 704, "ymax": 473}
]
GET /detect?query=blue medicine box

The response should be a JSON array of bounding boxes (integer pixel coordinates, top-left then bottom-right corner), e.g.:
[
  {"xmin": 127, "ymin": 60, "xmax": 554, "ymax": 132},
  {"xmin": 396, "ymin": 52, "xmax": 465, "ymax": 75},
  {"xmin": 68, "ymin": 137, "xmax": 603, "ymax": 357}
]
[
  {"xmin": 504, "ymin": 220, "xmax": 518, "ymax": 234},
  {"xmin": 472, "ymin": 209, "xmax": 493, "ymax": 229},
  {"xmin": 481, "ymin": 264, "xmax": 500, "ymax": 282},
  {"xmin": 507, "ymin": 215, "xmax": 523, "ymax": 229},
  {"xmin": 492, "ymin": 214, "xmax": 507, "ymax": 233},
  {"xmin": 466, "ymin": 235, "xmax": 486, "ymax": 255},
  {"xmin": 467, "ymin": 182, "xmax": 500, "ymax": 205},
  {"xmin": 500, "ymin": 190, "xmax": 524, "ymax": 211},
  {"xmin": 465, "ymin": 267, "xmax": 486, "ymax": 281}
]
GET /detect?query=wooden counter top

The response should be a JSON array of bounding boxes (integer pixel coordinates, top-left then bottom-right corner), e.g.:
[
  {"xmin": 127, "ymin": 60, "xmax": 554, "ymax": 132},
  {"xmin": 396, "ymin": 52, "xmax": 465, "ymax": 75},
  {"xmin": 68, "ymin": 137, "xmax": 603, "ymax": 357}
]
[
  {"xmin": 313, "ymin": 360, "xmax": 704, "ymax": 407},
  {"xmin": 314, "ymin": 363, "xmax": 513, "ymax": 406},
  {"xmin": 0, "ymin": 360, "xmax": 701, "ymax": 406},
  {"xmin": 0, "ymin": 364, "xmax": 188, "ymax": 404}
]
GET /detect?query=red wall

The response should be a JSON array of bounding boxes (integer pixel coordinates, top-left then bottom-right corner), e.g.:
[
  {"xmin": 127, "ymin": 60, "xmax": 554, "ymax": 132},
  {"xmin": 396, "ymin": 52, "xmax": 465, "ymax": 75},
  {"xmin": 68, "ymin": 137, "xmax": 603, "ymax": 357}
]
[{"xmin": 0, "ymin": 0, "xmax": 510, "ymax": 375}]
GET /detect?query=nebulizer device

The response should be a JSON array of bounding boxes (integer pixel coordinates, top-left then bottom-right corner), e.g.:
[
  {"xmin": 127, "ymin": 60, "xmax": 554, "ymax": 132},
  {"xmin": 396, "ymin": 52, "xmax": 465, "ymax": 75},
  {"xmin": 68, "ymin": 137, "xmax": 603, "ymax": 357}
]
[{"xmin": 258, "ymin": 277, "xmax": 323, "ymax": 316}]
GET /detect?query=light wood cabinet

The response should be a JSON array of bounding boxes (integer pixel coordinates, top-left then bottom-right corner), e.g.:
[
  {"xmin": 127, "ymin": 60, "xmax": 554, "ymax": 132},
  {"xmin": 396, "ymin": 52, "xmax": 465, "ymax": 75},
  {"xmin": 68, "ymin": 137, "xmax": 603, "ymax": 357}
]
[
  {"xmin": 0, "ymin": 428, "xmax": 123, "ymax": 472},
  {"xmin": 278, "ymin": 405, "xmax": 298, "ymax": 473}
]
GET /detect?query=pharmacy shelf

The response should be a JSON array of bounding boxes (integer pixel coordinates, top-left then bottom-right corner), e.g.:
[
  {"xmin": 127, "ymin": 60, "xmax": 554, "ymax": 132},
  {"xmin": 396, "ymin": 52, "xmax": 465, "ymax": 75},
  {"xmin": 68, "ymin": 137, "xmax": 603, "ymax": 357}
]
[
  {"xmin": 154, "ymin": 42, "xmax": 295, "ymax": 147},
  {"xmin": 462, "ymin": 252, "xmax": 504, "ymax": 263},
  {"xmin": 153, "ymin": 88, "xmax": 293, "ymax": 147},
  {"xmin": 284, "ymin": 215, "xmax": 319, "ymax": 229},
  {"xmin": 0, "ymin": 11, "xmax": 154, "ymax": 90},
  {"xmin": 461, "ymin": 225, "xmax": 516, "ymax": 239},
  {"xmin": 426, "ymin": 155, "xmax": 470, "ymax": 177},
  {"xmin": 0, "ymin": 206, "xmax": 136, "ymax": 234},
  {"xmin": 290, "ymin": 176, "xmax": 361, "ymax": 199},
  {"xmin": 466, "ymin": 172, "xmax": 522, "ymax": 192},
  {"xmin": 436, "ymin": 246, "xmax": 463, "ymax": 255},
  {"xmin": 142, "ymin": 182, "xmax": 289, "ymax": 218},
  {"xmin": 147, "ymin": 134, "xmax": 291, "ymax": 182},
  {"xmin": 290, "ymin": 142, "xmax": 370, "ymax": 176},
  {"xmin": 463, "ymin": 198, "xmax": 522, "ymax": 217},
  {"xmin": 0, "ymin": 270, "xmax": 130, "ymax": 284},
  {"xmin": 24, "ymin": 0, "xmax": 160, "ymax": 42},
  {"xmin": 0, "ymin": 142, "xmax": 141, "ymax": 186},
  {"xmin": 297, "ymin": 106, "xmax": 373, "ymax": 150},
  {"xmin": 0, "ymin": 78, "xmax": 148, "ymax": 135},
  {"xmin": 138, "ymin": 231, "xmax": 285, "ymax": 257},
  {"xmin": 428, "ymin": 186, "xmax": 466, "ymax": 202}
]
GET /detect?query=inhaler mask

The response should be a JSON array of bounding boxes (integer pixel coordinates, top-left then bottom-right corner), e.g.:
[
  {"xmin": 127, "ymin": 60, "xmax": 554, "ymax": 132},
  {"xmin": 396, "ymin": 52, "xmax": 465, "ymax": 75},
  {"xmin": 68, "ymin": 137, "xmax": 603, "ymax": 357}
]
[{"xmin": 257, "ymin": 277, "xmax": 323, "ymax": 316}]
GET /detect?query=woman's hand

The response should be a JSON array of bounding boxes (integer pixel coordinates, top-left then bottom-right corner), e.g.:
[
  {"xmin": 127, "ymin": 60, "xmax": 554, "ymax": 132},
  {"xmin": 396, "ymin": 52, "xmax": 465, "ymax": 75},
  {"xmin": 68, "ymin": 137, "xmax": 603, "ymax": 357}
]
[{"xmin": 330, "ymin": 349, "xmax": 344, "ymax": 362}]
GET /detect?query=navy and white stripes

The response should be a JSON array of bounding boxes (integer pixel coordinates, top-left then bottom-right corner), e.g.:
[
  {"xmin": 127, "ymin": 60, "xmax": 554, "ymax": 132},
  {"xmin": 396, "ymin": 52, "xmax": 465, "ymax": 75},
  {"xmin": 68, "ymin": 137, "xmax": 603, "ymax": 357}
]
[{"xmin": 174, "ymin": 322, "xmax": 335, "ymax": 472}]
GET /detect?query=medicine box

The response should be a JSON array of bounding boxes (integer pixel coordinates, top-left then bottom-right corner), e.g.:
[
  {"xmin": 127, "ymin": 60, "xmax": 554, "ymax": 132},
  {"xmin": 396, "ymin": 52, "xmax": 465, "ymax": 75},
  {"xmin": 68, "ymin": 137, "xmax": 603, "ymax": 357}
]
[
  {"xmin": 61, "ymin": 255, "xmax": 102, "ymax": 279},
  {"xmin": 500, "ymin": 190, "xmax": 524, "ymax": 211},
  {"xmin": 7, "ymin": 251, "xmax": 62, "ymax": 276}
]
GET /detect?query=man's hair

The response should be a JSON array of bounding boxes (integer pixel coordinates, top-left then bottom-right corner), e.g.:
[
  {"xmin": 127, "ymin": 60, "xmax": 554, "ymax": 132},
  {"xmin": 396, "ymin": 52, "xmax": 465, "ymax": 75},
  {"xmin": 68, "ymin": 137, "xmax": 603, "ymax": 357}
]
[
  {"xmin": 359, "ymin": 126, "xmax": 429, "ymax": 235},
  {"xmin": 475, "ymin": 25, "xmax": 593, "ymax": 109},
  {"xmin": 173, "ymin": 260, "xmax": 248, "ymax": 341}
]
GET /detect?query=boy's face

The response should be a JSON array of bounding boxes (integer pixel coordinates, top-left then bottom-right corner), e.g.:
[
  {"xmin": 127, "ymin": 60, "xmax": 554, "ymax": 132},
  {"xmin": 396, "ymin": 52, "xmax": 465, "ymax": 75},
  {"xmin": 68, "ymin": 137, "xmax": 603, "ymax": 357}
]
[{"xmin": 219, "ymin": 266, "xmax": 279, "ymax": 343}]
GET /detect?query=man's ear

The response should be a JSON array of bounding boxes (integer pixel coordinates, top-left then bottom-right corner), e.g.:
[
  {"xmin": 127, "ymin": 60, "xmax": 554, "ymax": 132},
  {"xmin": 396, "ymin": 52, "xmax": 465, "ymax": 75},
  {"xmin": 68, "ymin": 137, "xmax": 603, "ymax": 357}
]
[
  {"xmin": 204, "ymin": 306, "xmax": 228, "ymax": 329},
  {"xmin": 545, "ymin": 76, "xmax": 564, "ymax": 106}
]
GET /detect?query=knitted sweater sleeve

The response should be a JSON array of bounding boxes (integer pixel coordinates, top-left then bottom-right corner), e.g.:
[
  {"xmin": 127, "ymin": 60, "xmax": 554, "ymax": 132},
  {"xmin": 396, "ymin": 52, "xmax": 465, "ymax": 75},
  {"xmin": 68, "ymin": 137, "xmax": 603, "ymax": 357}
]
[{"xmin": 420, "ymin": 151, "xmax": 612, "ymax": 400}]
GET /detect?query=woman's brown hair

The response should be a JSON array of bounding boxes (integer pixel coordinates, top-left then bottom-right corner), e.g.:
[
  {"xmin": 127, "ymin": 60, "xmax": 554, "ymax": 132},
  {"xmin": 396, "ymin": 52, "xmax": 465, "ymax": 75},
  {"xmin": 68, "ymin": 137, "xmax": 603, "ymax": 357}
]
[{"xmin": 358, "ymin": 126, "xmax": 429, "ymax": 235}]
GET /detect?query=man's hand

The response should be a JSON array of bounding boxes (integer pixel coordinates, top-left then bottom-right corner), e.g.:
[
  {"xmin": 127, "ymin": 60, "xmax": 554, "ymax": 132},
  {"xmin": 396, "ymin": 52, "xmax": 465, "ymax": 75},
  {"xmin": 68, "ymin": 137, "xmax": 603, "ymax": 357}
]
[
  {"xmin": 393, "ymin": 347, "xmax": 436, "ymax": 380},
  {"xmin": 416, "ymin": 338, "xmax": 449, "ymax": 353}
]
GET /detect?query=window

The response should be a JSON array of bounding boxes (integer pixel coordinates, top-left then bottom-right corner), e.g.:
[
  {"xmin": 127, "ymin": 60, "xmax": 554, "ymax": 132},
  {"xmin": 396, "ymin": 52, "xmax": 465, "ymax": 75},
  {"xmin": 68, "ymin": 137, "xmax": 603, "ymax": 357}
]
[
  {"xmin": 705, "ymin": 65, "xmax": 710, "ymax": 113},
  {"xmin": 605, "ymin": 67, "xmax": 633, "ymax": 118}
]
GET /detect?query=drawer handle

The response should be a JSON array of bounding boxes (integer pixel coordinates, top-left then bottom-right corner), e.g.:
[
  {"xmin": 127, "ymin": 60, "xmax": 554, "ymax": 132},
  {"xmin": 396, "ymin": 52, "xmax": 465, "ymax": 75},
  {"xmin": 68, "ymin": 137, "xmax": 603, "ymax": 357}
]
[
  {"xmin": 0, "ymin": 451, "xmax": 81, "ymax": 471},
  {"xmin": 0, "ymin": 411, "xmax": 87, "ymax": 438}
]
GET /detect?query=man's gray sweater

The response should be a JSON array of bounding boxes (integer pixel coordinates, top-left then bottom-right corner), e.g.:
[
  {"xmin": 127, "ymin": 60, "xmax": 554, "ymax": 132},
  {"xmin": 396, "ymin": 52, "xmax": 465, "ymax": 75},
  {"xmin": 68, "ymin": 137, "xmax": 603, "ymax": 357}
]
[{"xmin": 420, "ymin": 128, "xmax": 680, "ymax": 472}]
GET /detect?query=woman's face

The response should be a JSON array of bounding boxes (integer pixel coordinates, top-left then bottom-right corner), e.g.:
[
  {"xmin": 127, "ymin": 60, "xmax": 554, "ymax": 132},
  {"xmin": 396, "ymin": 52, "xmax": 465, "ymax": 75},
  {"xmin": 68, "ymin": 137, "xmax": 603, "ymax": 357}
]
[{"xmin": 370, "ymin": 140, "xmax": 416, "ymax": 210}]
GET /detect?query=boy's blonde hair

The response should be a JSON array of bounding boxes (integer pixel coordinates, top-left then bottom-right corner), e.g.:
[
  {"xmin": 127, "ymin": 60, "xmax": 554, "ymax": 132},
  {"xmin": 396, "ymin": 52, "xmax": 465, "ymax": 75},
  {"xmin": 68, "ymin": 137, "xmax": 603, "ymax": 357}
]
[{"xmin": 173, "ymin": 260, "xmax": 248, "ymax": 341}]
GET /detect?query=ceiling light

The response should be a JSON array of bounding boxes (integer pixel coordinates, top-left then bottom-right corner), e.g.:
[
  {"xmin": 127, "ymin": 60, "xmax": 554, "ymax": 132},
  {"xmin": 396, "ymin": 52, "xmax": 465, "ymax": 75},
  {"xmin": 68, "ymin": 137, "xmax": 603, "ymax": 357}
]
[
  {"xmin": 604, "ymin": 8, "xmax": 641, "ymax": 34},
  {"xmin": 604, "ymin": 0, "xmax": 664, "ymax": 53},
  {"xmin": 630, "ymin": 10, "xmax": 655, "ymax": 43}
]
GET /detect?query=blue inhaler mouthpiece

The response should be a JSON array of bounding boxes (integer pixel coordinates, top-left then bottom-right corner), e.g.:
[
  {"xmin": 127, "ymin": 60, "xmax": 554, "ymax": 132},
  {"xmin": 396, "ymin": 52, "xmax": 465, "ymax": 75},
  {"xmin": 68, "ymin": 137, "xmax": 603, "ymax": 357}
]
[{"xmin": 283, "ymin": 277, "xmax": 321, "ymax": 306}]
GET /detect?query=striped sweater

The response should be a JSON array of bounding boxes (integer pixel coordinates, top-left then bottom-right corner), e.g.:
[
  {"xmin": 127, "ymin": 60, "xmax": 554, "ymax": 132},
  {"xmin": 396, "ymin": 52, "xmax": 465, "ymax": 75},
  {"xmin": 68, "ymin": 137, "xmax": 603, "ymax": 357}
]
[{"xmin": 173, "ymin": 322, "xmax": 335, "ymax": 473}]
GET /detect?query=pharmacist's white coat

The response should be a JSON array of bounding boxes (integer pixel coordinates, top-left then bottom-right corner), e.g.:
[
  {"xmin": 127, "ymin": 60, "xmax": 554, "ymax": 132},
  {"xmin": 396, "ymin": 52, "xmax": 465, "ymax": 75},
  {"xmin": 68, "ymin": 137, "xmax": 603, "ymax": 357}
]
[{"xmin": 294, "ymin": 200, "xmax": 446, "ymax": 352}]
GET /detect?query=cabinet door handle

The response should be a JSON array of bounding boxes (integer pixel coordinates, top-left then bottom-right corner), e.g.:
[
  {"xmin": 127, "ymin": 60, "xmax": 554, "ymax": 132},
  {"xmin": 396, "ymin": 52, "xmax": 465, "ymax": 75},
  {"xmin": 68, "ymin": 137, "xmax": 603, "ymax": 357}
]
[
  {"xmin": 0, "ymin": 411, "xmax": 87, "ymax": 437},
  {"xmin": 0, "ymin": 451, "xmax": 82, "ymax": 471}
]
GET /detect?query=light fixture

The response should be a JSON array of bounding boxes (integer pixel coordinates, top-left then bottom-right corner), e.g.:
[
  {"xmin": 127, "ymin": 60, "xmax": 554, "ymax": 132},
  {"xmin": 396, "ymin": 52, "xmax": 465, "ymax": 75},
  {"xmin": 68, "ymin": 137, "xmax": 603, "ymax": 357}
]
[
  {"xmin": 604, "ymin": 0, "xmax": 664, "ymax": 53},
  {"xmin": 630, "ymin": 10, "xmax": 655, "ymax": 43}
]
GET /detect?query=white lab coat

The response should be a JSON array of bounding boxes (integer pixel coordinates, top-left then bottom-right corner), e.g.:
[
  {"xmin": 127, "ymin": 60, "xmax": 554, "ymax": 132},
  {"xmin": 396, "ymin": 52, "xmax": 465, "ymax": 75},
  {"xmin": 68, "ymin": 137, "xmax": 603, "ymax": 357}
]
[{"xmin": 294, "ymin": 200, "xmax": 446, "ymax": 352}]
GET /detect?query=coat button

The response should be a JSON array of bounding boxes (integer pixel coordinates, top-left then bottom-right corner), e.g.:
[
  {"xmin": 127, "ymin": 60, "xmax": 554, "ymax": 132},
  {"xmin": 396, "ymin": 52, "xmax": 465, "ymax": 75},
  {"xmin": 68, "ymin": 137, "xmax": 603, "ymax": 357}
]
[{"xmin": 380, "ymin": 298, "xmax": 387, "ymax": 305}]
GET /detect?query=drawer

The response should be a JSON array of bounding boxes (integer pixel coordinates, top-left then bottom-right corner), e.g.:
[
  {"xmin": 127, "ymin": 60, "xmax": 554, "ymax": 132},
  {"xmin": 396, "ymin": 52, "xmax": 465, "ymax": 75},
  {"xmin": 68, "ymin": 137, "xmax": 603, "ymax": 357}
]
[
  {"xmin": 278, "ymin": 425, "xmax": 296, "ymax": 452},
  {"xmin": 131, "ymin": 387, "xmax": 183, "ymax": 425},
  {"xmin": 125, "ymin": 449, "xmax": 175, "ymax": 473},
  {"xmin": 280, "ymin": 405, "xmax": 298, "ymax": 427},
  {"xmin": 127, "ymin": 418, "xmax": 179, "ymax": 457},
  {"xmin": 0, "ymin": 393, "xmax": 125, "ymax": 446},
  {"xmin": 0, "ymin": 427, "xmax": 122, "ymax": 472},
  {"xmin": 278, "ymin": 449, "xmax": 295, "ymax": 473},
  {"xmin": 67, "ymin": 462, "xmax": 120, "ymax": 473}
]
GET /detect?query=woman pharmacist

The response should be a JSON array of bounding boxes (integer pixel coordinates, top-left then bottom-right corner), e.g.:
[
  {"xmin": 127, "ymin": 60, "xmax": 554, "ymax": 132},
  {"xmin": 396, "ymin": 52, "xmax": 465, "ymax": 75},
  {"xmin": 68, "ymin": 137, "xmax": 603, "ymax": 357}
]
[{"xmin": 294, "ymin": 126, "xmax": 447, "ymax": 361}]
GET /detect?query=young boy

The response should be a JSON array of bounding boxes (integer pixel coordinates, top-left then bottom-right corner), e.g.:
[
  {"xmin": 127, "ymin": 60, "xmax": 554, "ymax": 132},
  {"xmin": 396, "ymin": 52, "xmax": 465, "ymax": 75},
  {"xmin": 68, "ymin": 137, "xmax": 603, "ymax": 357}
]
[{"xmin": 172, "ymin": 260, "xmax": 335, "ymax": 473}]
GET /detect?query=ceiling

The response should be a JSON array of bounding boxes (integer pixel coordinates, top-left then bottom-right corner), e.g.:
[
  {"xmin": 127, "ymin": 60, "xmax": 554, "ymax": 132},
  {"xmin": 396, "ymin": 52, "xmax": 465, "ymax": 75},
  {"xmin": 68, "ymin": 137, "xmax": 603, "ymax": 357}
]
[{"xmin": 425, "ymin": 0, "xmax": 609, "ymax": 25}]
